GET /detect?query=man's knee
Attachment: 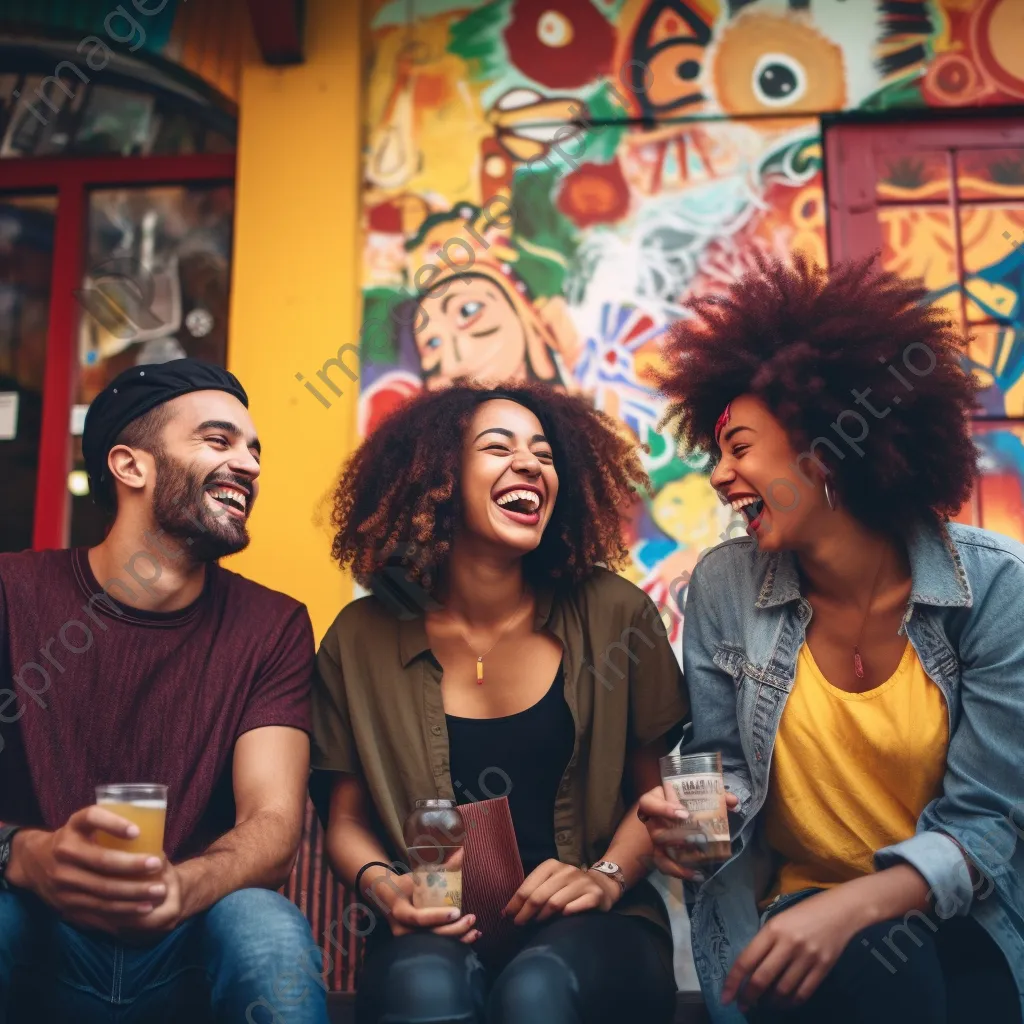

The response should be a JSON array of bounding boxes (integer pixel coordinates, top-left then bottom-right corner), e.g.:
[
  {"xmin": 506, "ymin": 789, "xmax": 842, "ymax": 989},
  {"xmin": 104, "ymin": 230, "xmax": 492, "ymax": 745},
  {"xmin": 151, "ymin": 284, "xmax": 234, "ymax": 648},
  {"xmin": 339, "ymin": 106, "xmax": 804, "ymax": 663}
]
[
  {"xmin": 204, "ymin": 890, "xmax": 326, "ymax": 1021},
  {"xmin": 205, "ymin": 889, "xmax": 318, "ymax": 970},
  {"xmin": 488, "ymin": 948, "xmax": 575, "ymax": 1021}
]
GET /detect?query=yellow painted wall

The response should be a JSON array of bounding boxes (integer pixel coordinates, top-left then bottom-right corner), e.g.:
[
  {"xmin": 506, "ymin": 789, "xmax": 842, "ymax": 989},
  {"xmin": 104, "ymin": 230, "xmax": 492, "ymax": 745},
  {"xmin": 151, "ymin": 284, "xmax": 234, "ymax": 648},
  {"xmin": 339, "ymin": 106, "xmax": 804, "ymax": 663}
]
[{"xmin": 226, "ymin": 0, "xmax": 363, "ymax": 641}]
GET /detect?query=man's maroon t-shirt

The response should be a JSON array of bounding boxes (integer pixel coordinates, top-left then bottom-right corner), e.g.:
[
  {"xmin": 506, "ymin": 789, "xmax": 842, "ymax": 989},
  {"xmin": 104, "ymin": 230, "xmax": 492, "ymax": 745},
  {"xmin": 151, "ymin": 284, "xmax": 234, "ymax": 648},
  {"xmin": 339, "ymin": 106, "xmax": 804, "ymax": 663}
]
[{"xmin": 0, "ymin": 548, "xmax": 314, "ymax": 860}]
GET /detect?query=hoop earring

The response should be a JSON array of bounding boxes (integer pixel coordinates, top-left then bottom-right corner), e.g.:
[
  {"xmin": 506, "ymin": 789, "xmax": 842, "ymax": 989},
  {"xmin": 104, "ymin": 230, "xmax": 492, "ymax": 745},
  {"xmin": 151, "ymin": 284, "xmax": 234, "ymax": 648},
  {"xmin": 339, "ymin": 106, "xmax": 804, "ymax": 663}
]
[{"xmin": 824, "ymin": 477, "xmax": 837, "ymax": 511}]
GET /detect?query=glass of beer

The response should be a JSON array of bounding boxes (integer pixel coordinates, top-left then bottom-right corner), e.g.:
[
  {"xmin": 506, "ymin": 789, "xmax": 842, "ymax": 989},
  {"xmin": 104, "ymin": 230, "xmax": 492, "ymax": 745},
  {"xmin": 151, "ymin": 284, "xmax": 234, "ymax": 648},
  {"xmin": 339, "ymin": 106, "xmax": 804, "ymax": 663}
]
[
  {"xmin": 94, "ymin": 784, "xmax": 167, "ymax": 854},
  {"xmin": 659, "ymin": 752, "xmax": 732, "ymax": 872}
]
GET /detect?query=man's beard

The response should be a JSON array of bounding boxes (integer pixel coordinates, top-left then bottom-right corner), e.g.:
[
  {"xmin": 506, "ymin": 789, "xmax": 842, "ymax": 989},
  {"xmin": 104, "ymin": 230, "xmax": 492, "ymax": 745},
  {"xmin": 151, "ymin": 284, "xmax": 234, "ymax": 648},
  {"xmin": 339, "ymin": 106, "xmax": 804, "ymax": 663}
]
[{"xmin": 151, "ymin": 451, "xmax": 252, "ymax": 562}]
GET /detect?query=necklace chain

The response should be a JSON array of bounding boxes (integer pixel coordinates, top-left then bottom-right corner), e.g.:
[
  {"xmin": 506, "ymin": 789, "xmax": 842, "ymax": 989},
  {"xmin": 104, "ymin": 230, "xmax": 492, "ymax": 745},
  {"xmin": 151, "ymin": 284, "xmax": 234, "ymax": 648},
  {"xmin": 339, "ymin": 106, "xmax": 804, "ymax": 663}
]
[
  {"xmin": 458, "ymin": 589, "xmax": 529, "ymax": 685},
  {"xmin": 852, "ymin": 551, "xmax": 889, "ymax": 680}
]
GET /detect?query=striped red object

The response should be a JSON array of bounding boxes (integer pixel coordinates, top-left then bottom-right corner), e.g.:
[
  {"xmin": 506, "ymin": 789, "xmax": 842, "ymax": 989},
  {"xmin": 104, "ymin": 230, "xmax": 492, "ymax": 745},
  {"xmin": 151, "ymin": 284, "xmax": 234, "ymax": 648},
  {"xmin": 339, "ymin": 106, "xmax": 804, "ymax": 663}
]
[
  {"xmin": 283, "ymin": 800, "xmax": 361, "ymax": 991},
  {"xmin": 459, "ymin": 796, "xmax": 526, "ymax": 965}
]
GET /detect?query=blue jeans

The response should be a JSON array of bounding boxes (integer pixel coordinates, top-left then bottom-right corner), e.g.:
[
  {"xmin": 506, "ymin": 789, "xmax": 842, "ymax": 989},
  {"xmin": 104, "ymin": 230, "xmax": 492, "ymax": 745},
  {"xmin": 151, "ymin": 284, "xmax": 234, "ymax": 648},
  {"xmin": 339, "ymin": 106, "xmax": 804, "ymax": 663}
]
[
  {"xmin": 0, "ymin": 887, "xmax": 329, "ymax": 1023},
  {"xmin": 355, "ymin": 911, "xmax": 676, "ymax": 1024}
]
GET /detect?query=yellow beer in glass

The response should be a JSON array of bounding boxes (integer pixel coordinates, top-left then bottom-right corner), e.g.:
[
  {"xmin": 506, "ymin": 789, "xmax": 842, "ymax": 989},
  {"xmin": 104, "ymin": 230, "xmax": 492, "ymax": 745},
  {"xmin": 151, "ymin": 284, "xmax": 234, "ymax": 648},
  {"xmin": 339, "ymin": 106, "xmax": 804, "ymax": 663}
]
[{"xmin": 94, "ymin": 784, "xmax": 167, "ymax": 854}]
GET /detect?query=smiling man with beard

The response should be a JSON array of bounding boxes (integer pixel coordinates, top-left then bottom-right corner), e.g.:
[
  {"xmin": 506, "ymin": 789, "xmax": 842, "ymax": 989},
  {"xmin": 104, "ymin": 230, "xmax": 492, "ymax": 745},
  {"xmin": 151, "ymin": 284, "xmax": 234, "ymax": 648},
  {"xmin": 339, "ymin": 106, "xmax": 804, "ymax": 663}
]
[{"xmin": 0, "ymin": 359, "xmax": 328, "ymax": 1024}]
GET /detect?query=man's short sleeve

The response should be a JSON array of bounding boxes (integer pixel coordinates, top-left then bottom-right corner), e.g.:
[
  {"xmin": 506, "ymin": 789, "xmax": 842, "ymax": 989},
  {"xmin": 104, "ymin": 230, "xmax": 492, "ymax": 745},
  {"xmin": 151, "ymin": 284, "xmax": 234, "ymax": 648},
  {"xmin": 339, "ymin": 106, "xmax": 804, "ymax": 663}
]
[{"xmin": 237, "ymin": 604, "xmax": 314, "ymax": 738}]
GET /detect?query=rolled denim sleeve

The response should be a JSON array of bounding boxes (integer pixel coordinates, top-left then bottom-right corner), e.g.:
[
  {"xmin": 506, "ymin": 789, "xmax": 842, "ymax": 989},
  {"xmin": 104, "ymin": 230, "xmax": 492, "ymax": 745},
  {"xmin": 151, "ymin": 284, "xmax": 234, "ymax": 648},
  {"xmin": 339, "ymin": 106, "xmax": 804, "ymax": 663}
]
[
  {"xmin": 874, "ymin": 831, "xmax": 973, "ymax": 916},
  {"xmin": 681, "ymin": 556, "xmax": 753, "ymax": 825},
  {"xmin": 876, "ymin": 550, "xmax": 1024, "ymax": 917}
]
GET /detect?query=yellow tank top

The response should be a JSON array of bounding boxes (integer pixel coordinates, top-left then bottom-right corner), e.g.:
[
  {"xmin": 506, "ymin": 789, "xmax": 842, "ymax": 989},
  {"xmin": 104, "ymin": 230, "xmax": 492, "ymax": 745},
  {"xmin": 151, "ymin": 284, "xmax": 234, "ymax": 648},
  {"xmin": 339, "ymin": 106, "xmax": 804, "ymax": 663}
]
[{"xmin": 762, "ymin": 641, "xmax": 949, "ymax": 904}]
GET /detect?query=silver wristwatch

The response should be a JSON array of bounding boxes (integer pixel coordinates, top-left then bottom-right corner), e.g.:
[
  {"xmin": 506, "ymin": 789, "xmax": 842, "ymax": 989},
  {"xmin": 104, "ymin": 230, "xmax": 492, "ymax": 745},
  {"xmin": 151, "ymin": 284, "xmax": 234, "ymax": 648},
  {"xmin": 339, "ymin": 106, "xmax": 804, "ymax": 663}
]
[{"xmin": 589, "ymin": 859, "xmax": 626, "ymax": 894}]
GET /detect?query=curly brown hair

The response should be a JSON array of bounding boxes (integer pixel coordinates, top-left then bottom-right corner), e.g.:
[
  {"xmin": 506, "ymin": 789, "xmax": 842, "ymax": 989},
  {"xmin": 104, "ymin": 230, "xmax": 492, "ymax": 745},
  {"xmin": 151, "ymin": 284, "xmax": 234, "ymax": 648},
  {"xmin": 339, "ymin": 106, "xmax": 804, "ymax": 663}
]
[
  {"xmin": 657, "ymin": 253, "xmax": 980, "ymax": 532},
  {"xmin": 331, "ymin": 382, "xmax": 650, "ymax": 593}
]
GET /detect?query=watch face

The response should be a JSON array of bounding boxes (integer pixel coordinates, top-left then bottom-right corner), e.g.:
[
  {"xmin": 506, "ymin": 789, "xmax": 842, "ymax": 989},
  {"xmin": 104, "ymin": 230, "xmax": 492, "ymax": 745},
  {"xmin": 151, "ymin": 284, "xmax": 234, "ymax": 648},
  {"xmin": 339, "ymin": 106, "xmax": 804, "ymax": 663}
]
[{"xmin": 596, "ymin": 860, "xmax": 619, "ymax": 874}]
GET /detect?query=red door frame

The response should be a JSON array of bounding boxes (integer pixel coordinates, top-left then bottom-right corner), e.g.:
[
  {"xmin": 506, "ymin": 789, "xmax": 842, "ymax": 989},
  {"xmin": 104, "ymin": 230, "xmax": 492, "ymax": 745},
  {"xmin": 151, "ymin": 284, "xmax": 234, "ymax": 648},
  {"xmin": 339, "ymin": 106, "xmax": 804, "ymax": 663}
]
[
  {"xmin": 824, "ymin": 118, "xmax": 1024, "ymax": 266},
  {"xmin": 0, "ymin": 153, "xmax": 235, "ymax": 550},
  {"xmin": 824, "ymin": 117, "xmax": 1024, "ymax": 534}
]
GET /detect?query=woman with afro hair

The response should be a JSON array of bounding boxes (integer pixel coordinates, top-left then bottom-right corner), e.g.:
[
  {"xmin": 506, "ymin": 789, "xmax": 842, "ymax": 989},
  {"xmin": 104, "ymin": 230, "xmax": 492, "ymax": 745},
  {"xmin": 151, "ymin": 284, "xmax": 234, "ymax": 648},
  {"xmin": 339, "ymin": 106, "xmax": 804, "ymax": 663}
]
[
  {"xmin": 638, "ymin": 255, "xmax": 1023, "ymax": 1024},
  {"xmin": 309, "ymin": 382, "xmax": 688, "ymax": 1024}
]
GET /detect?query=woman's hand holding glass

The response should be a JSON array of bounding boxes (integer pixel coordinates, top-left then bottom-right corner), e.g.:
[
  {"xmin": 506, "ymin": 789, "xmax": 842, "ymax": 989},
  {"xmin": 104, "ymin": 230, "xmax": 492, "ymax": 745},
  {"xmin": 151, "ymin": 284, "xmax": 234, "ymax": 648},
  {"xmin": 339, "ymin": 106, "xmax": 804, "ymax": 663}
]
[
  {"xmin": 378, "ymin": 871, "xmax": 481, "ymax": 943},
  {"xmin": 637, "ymin": 786, "xmax": 739, "ymax": 880}
]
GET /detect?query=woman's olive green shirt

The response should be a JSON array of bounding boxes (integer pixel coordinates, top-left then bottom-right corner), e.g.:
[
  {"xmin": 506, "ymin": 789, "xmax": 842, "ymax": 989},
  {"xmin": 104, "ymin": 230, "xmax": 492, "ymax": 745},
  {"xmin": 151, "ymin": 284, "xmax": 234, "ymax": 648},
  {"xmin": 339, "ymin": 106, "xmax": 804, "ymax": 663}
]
[{"xmin": 310, "ymin": 567, "xmax": 689, "ymax": 950}]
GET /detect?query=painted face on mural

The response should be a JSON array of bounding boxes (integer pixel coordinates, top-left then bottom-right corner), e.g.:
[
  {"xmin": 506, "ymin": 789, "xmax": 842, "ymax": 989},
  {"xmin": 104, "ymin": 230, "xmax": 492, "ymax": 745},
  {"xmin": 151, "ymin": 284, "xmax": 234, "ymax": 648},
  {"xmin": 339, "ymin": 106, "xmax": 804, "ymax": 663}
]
[
  {"xmin": 415, "ymin": 274, "xmax": 530, "ymax": 389},
  {"xmin": 709, "ymin": 394, "xmax": 830, "ymax": 552},
  {"xmin": 460, "ymin": 399, "xmax": 559, "ymax": 557}
]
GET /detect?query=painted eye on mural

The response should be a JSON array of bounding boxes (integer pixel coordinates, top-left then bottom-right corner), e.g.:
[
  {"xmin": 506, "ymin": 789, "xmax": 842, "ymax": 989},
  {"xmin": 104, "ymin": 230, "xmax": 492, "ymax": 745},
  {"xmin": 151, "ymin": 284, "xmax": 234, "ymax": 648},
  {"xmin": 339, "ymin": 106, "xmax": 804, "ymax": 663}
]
[
  {"xmin": 424, "ymin": 336, "xmax": 442, "ymax": 351},
  {"xmin": 751, "ymin": 53, "xmax": 807, "ymax": 108},
  {"xmin": 537, "ymin": 10, "xmax": 573, "ymax": 48},
  {"xmin": 458, "ymin": 301, "xmax": 484, "ymax": 322},
  {"xmin": 677, "ymin": 60, "xmax": 700, "ymax": 82}
]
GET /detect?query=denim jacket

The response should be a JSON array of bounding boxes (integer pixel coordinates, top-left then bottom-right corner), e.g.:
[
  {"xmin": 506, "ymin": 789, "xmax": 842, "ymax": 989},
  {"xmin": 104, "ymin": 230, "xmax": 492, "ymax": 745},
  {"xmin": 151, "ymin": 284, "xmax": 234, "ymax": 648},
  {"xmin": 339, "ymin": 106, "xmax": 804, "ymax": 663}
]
[{"xmin": 681, "ymin": 522, "xmax": 1024, "ymax": 1022}]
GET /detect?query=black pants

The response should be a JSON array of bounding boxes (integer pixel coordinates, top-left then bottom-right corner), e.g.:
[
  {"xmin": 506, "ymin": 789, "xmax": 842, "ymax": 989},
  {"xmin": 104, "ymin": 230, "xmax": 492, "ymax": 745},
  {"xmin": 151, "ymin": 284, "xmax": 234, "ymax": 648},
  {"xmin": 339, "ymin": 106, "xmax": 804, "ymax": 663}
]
[
  {"xmin": 751, "ymin": 911, "xmax": 1020, "ymax": 1024},
  {"xmin": 355, "ymin": 912, "xmax": 676, "ymax": 1024}
]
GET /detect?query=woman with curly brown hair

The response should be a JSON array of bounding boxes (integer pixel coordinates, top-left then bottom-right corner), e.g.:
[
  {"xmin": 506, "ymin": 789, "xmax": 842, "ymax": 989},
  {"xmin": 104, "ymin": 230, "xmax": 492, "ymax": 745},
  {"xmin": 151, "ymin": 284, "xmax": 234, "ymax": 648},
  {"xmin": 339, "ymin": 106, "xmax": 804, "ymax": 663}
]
[
  {"xmin": 637, "ymin": 255, "xmax": 1023, "ymax": 1024},
  {"xmin": 310, "ymin": 382, "xmax": 687, "ymax": 1024}
]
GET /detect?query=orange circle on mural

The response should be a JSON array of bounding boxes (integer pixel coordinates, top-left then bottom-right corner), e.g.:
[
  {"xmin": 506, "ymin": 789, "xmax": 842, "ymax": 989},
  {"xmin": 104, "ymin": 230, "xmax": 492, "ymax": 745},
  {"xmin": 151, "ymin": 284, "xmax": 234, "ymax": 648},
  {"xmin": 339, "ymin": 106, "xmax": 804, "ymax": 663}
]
[
  {"xmin": 973, "ymin": 0, "xmax": 1024, "ymax": 99},
  {"xmin": 713, "ymin": 14, "xmax": 845, "ymax": 117},
  {"xmin": 923, "ymin": 53, "xmax": 984, "ymax": 105}
]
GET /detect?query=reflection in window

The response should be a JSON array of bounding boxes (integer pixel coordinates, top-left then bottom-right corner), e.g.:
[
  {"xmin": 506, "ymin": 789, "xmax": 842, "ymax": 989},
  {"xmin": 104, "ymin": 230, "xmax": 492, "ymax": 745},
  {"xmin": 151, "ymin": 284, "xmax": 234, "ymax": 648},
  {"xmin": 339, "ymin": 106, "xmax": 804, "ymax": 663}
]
[
  {"xmin": 70, "ymin": 184, "xmax": 234, "ymax": 547},
  {"xmin": 0, "ymin": 75, "xmax": 235, "ymax": 159},
  {"xmin": 0, "ymin": 196, "xmax": 56, "ymax": 552}
]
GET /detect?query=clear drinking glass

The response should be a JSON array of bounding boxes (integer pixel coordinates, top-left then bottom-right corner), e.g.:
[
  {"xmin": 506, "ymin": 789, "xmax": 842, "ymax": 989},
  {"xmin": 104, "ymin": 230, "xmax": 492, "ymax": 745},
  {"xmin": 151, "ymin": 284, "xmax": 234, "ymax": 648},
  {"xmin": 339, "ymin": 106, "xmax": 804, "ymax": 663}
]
[
  {"xmin": 94, "ymin": 783, "xmax": 167, "ymax": 854},
  {"xmin": 658, "ymin": 752, "xmax": 731, "ymax": 871},
  {"xmin": 404, "ymin": 798, "xmax": 465, "ymax": 910}
]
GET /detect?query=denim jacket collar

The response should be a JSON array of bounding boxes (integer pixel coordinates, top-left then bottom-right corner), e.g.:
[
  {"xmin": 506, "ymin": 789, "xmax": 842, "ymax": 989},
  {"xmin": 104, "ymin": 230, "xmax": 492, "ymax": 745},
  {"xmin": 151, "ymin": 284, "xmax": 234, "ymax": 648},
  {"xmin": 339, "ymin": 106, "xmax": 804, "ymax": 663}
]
[{"xmin": 754, "ymin": 521, "xmax": 973, "ymax": 611}]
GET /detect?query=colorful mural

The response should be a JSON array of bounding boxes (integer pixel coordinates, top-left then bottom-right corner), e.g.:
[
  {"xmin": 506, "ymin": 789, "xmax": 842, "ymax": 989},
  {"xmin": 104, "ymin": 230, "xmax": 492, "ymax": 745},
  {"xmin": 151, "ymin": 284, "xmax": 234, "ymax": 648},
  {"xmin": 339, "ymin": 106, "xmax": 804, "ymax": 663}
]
[{"xmin": 358, "ymin": 0, "xmax": 1024, "ymax": 652}]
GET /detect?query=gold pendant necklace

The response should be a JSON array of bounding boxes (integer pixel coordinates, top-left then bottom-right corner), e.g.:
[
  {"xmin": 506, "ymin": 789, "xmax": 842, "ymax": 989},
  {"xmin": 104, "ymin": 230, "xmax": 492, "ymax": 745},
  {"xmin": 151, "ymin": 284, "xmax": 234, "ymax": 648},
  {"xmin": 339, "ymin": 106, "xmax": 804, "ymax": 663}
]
[
  {"xmin": 459, "ymin": 589, "xmax": 529, "ymax": 686},
  {"xmin": 852, "ymin": 551, "xmax": 888, "ymax": 680}
]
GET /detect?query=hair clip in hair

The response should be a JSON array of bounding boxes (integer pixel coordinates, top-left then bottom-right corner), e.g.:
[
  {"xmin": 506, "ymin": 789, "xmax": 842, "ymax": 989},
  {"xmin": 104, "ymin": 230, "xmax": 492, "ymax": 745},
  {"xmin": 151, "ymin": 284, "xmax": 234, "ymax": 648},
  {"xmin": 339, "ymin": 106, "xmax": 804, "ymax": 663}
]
[{"xmin": 714, "ymin": 402, "xmax": 732, "ymax": 443}]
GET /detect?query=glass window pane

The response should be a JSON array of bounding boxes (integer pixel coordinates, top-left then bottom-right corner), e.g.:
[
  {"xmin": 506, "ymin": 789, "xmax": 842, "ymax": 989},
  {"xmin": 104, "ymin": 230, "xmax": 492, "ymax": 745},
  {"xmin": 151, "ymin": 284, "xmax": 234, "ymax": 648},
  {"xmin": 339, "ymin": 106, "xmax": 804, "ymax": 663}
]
[
  {"xmin": 71, "ymin": 183, "xmax": 235, "ymax": 547},
  {"xmin": 966, "ymin": 325, "xmax": 1024, "ymax": 416},
  {"xmin": 72, "ymin": 86, "xmax": 157, "ymax": 157},
  {"xmin": 875, "ymin": 150, "xmax": 951, "ymax": 203},
  {"xmin": 1, "ymin": 80, "xmax": 236, "ymax": 159},
  {"xmin": 956, "ymin": 204, "xmax": 1024, "ymax": 416},
  {"xmin": 973, "ymin": 423, "xmax": 1024, "ymax": 543},
  {"xmin": 959, "ymin": 204, "xmax": 1024, "ymax": 320},
  {"xmin": 0, "ymin": 75, "xmax": 80, "ymax": 158},
  {"xmin": 877, "ymin": 206, "xmax": 961, "ymax": 324},
  {"xmin": 0, "ymin": 195, "xmax": 56, "ymax": 553},
  {"xmin": 957, "ymin": 148, "xmax": 1024, "ymax": 202}
]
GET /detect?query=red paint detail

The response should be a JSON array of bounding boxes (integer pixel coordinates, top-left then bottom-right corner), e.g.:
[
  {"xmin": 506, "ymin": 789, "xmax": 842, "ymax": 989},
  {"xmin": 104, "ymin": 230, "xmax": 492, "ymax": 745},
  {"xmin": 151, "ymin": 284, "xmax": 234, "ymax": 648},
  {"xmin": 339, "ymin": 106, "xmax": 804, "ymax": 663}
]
[
  {"xmin": 503, "ymin": 0, "xmax": 614, "ymax": 88},
  {"xmin": 368, "ymin": 202, "xmax": 403, "ymax": 233},
  {"xmin": 556, "ymin": 160, "xmax": 630, "ymax": 228}
]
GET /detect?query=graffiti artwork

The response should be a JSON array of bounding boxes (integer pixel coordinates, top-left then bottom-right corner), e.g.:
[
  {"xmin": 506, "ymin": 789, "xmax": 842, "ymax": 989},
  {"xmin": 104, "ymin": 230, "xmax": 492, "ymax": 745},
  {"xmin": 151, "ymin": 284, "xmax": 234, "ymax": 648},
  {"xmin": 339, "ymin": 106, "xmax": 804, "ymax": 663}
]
[{"xmin": 359, "ymin": 0, "xmax": 1024, "ymax": 653}]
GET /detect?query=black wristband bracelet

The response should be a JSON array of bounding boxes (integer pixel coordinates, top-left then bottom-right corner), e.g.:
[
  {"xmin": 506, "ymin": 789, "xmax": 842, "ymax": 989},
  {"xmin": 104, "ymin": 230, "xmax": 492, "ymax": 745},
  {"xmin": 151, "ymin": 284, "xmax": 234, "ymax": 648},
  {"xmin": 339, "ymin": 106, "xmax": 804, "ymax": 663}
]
[{"xmin": 354, "ymin": 860, "xmax": 402, "ymax": 896}]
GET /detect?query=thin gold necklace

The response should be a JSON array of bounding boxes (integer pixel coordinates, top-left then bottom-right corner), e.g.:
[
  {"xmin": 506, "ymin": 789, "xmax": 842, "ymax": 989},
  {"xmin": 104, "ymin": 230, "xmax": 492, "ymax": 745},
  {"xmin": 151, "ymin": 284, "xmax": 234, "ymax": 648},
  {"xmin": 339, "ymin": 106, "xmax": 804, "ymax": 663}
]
[
  {"xmin": 458, "ymin": 589, "xmax": 529, "ymax": 685},
  {"xmin": 852, "ymin": 552, "xmax": 888, "ymax": 680}
]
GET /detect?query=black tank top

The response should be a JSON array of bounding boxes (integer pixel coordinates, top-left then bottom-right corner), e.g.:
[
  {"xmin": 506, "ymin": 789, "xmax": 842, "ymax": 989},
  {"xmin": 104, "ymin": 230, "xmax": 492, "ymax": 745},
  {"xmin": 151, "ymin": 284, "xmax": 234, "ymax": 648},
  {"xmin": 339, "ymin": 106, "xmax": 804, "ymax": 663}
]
[{"xmin": 446, "ymin": 665, "xmax": 575, "ymax": 874}]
